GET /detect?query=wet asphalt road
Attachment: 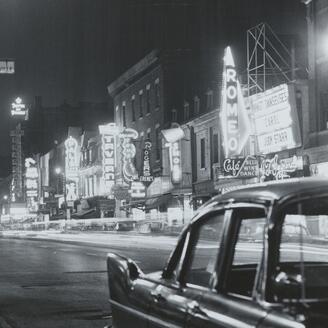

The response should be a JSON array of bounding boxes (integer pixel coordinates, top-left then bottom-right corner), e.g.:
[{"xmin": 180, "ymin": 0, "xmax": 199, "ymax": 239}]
[{"xmin": 0, "ymin": 238, "xmax": 172, "ymax": 328}]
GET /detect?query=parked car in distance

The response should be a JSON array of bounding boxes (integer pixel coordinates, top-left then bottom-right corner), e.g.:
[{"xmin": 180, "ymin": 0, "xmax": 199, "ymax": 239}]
[{"xmin": 107, "ymin": 177, "xmax": 328, "ymax": 328}]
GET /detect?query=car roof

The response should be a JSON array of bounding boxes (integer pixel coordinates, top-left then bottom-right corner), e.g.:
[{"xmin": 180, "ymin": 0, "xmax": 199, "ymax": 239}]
[{"xmin": 206, "ymin": 177, "xmax": 328, "ymax": 208}]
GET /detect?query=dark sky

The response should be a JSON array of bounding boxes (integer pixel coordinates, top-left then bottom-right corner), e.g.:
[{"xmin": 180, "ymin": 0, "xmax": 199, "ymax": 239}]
[{"xmin": 0, "ymin": 0, "xmax": 306, "ymax": 177}]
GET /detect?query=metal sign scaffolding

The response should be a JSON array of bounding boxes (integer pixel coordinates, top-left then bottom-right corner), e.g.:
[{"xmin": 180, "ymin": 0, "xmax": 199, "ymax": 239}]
[{"xmin": 247, "ymin": 22, "xmax": 298, "ymax": 96}]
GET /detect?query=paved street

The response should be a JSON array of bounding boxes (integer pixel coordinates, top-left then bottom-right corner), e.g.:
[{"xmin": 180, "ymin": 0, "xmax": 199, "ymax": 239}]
[{"xmin": 0, "ymin": 235, "xmax": 174, "ymax": 328}]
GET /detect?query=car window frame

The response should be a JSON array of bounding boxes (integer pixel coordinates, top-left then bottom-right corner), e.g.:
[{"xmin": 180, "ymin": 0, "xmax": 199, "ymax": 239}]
[
  {"xmin": 218, "ymin": 203, "xmax": 269, "ymax": 302},
  {"xmin": 178, "ymin": 208, "xmax": 230, "ymax": 292},
  {"xmin": 265, "ymin": 192, "xmax": 328, "ymax": 303}
]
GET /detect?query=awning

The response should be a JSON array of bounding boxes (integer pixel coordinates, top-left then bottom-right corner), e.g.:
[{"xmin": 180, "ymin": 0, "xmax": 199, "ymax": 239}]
[
  {"xmin": 145, "ymin": 193, "xmax": 172, "ymax": 210},
  {"xmin": 120, "ymin": 199, "xmax": 145, "ymax": 210}
]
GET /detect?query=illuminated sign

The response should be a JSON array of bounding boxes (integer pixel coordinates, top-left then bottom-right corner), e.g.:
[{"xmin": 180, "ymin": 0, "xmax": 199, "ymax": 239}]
[
  {"xmin": 139, "ymin": 140, "xmax": 154, "ymax": 186},
  {"xmin": 165, "ymin": 140, "xmax": 182, "ymax": 184},
  {"xmin": 99, "ymin": 123, "xmax": 118, "ymax": 194},
  {"xmin": 223, "ymin": 156, "xmax": 258, "ymax": 178},
  {"xmin": 11, "ymin": 97, "xmax": 28, "ymax": 120},
  {"xmin": 220, "ymin": 46, "xmax": 251, "ymax": 157},
  {"xmin": 65, "ymin": 136, "xmax": 79, "ymax": 201},
  {"xmin": 65, "ymin": 136, "xmax": 79, "ymax": 177},
  {"xmin": 250, "ymin": 84, "xmax": 302, "ymax": 154},
  {"xmin": 0, "ymin": 60, "xmax": 14, "ymax": 74},
  {"xmin": 120, "ymin": 128, "xmax": 139, "ymax": 183},
  {"xmin": 25, "ymin": 158, "xmax": 38, "ymax": 211},
  {"xmin": 130, "ymin": 181, "xmax": 146, "ymax": 198},
  {"xmin": 259, "ymin": 155, "xmax": 303, "ymax": 181}
]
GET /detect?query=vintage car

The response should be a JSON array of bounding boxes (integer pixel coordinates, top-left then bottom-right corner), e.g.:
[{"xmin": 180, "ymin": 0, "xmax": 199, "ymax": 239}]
[{"xmin": 107, "ymin": 177, "xmax": 328, "ymax": 328}]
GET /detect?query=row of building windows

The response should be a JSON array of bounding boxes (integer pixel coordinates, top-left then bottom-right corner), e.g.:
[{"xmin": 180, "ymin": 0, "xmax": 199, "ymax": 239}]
[{"xmin": 119, "ymin": 79, "xmax": 160, "ymax": 126}]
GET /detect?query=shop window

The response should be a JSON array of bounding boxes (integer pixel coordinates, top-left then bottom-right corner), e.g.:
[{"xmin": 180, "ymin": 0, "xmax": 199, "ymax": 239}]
[{"xmin": 200, "ymin": 138, "xmax": 206, "ymax": 169}]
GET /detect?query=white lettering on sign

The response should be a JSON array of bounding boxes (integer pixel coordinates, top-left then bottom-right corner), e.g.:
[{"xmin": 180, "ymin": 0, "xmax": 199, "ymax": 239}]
[
  {"xmin": 220, "ymin": 47, "xmax": 251, "ymax": 158},
  {"xmin": 167, "ymin": 141, "xmax": 182, "ymax": 184},
  {"xmin": 130, "ymin": 181, "xmax": 146, "ymax": 198},
  {"xmin": 140, "ymin": 141, "xmax": 154, "ymax": 185},
  {"xmin": 258, "ymin": 127, "xmax": 295, "ymax": 154},
  {"xmin": 99, "ymin": 125, "xmax": 117, "ymax": 193},
  {"xmin": 250, "ymin": 83, "xmax": 301, "ymax": 154}
]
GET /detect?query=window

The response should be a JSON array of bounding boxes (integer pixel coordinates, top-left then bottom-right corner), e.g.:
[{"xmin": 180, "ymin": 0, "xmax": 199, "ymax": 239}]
[
  {"xmin": 139, "ymin": 91, "xmax": 143, "ymax": 118},
  {"xmin": 171, "ymin": 109, "xmax": 177, "ymax": 122},
  {"xmin": 155, "ymin": 126, "xmax": 161, "ymax": 161},
  {"xmin": 226, "ymin": 208, "xmax": 266, "ymax": 298},
  {"xmin": 213, "ymin": 133, "xmax": 219, "ymax": 164},
  {"xmin": 155, "ymin": 80, "xmax": 160, "ymax": 108},
  {"xmin": 184, "ymin": 212, "xmax": 225, "ymax": 288},
  {"xmin": 131, "ymin": 96, "xmax": 136, "ymax": 122},
  {"xmin": 206, "ymin": 90, "xmax": 213, "ymax": 111},
  {"xmin": 184, "ymin": 102, "xmax": 189, "ymax": 121},
  {"xmin": 122, "ymin": 102, "xmax": 126, "ymax": 127},
  {"xmin": 147, "ymin": 129, "xmax": 151, "ymax": 141},
  {"xmin": 194, "ymin": 96, "xmax": 200, "ymax": 115},
  {"xmin": 277, "ymin": 197, "xmax": 328, "ymax": 300},
  {"xmin": 146, "ymin": 86, "xmax": 151, "ymax": 114},
  {"xmin": 320, "ymin": 91, "xmax": 328, "ymax": 130},
  {"xmin": 200, "ymin": 138, "xmax": 205, "ymax": 169}
]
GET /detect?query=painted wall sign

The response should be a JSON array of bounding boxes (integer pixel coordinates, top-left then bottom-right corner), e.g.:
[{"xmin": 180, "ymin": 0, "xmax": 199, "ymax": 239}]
[
  {"xmin": 99, "ymin": 123, "xmax": 119, "ymax": 194},
  {"xmin": 223, "ymin": 156, "xmax": 258, "ymax": 178},
  {"xmin": 220, "ymin": 46, "xmax": 251, "ymax": 157},
  {"xmin": 250, "ymin": 83, "xmax": 302, "ymax": 154},
  {"xmin": 120, "ymin": 128, "xmax": 139, "ymax": 183},
  {"xmin": 139, "ymin": 140, "xmax": 154, "ymax": 186},
  {"xmin": 259, "ymin": 155, "xmax": 303, "ymax": 181}
]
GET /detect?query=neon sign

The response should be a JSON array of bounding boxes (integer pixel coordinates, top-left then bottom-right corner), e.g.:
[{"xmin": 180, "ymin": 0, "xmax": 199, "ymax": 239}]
[
  {"xmin": 165, "ymin": 140, "xmax": 182, "ymax": 184},
  {"xmin": 120, "ymin": 128, "xmax": 139, "ymax": 183},
  {"xmin": 139, "ymin": 140, "xmax": 154, "ymax": 185},
  {"xmin": 25, "ymin": 158, "xmax": 38, "ymax": 211},
  {"xmin": 220, "ymin": 46, "xmax": 250, "ymax": 157},
  {"xmin": 65, "ymin": 136, "xmax": 79, "ymax": 201},
  {"xmin": 11, "ymin": 97, "xmax": 28, "ymax": 120}
]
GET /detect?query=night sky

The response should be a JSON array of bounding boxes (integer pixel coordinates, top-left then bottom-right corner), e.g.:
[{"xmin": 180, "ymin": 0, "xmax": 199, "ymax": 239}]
[{"xmin": 0, "ymin": 0, "xmax": 306, "ymax": 177}]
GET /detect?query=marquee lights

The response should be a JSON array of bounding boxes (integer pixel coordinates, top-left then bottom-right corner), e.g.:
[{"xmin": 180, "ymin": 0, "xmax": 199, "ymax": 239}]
[
  {"xmin": 64, "ymin": 136, "xmax": 79, "ymax": 201},
  {"xmin": 220, "ymin": 46, "xmax": 251, "ymax": 158}
]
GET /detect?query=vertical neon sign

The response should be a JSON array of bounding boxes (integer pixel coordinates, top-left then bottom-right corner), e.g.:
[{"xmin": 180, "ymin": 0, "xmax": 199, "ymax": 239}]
[{"xmin": 220, "ymin": 46, "xmax": 251, "ymax": 157}]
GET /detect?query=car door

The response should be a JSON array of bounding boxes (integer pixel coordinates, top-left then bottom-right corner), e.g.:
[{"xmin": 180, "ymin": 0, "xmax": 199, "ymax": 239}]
[
  {"xmin": 185, "ymin": 205, "xmax": 269, "ymax": 328},
  {"xmin": 147, "ymin": 210, "xmax": 227, "ymax": 328}
]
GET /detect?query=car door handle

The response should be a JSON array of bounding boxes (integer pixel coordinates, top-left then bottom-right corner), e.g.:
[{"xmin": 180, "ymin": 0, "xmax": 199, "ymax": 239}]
[
  {"xmin": 187, "ymin": 301, "xmax": 207, "ymax": 317},
  {"xmin": 150, "ymin": 290, "xmax": 166, "ymax": 303}
]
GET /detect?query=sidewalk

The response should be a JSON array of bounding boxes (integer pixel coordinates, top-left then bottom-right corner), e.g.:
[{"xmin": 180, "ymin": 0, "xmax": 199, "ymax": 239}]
[{"xmin": 0, "ymin": 230, "xmax": 180, "ymax": 251}]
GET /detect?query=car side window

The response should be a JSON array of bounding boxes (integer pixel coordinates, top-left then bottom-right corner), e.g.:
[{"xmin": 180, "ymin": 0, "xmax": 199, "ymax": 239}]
[
  {"xmin": 184, "ymin": 212, "xmax": 225, "ymax": 288},
  {"xmin": 226, "ymin": 207, "xmax": 266, "ymax": 298}
]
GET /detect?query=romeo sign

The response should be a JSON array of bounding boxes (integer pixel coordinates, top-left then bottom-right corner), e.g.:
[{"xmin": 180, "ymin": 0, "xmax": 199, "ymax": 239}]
[{"xmin": 220, "ymin": 46, "xmax": 251, "ymax": 157}]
